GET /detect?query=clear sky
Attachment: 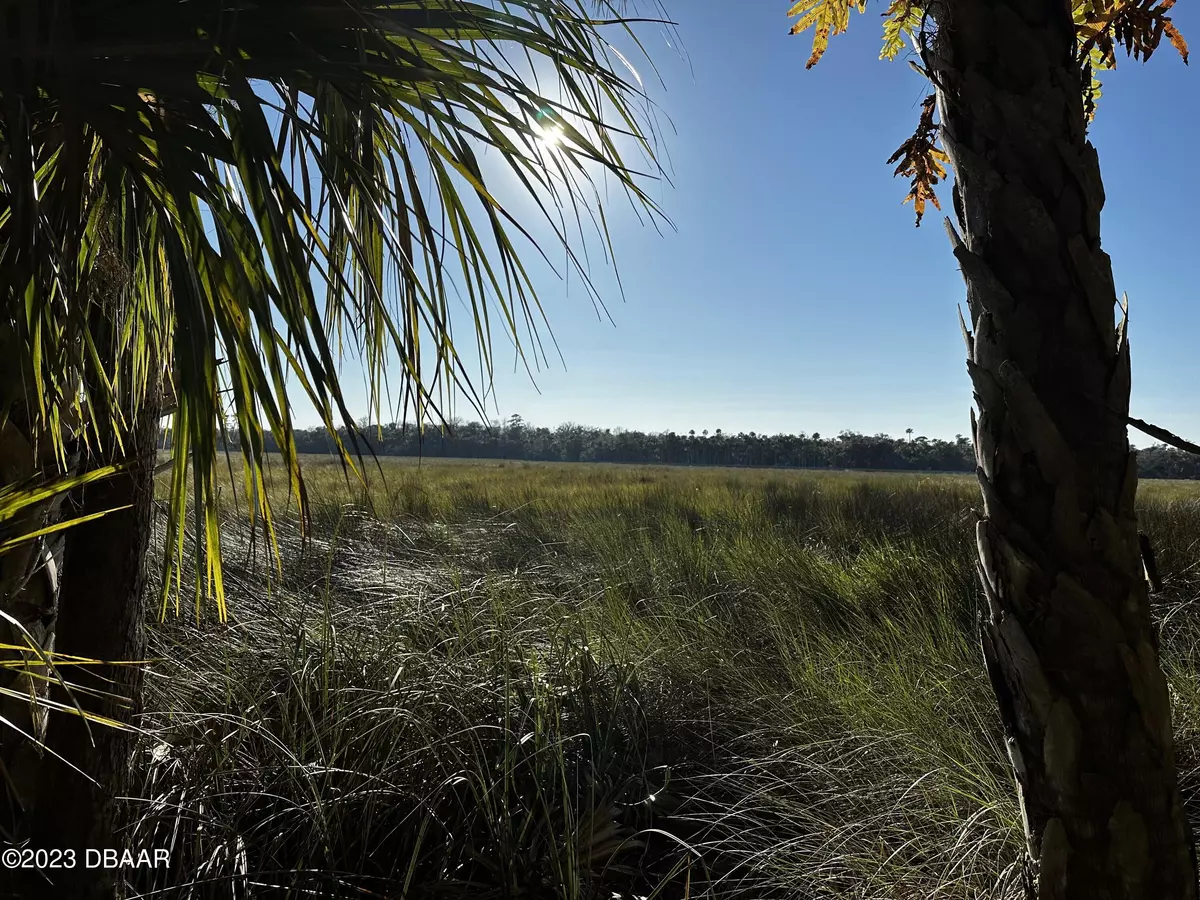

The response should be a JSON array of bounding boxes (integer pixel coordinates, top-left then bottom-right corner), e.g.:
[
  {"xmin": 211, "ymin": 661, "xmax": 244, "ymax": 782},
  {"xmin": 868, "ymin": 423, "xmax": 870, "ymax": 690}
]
[{"xmin": 325, "ymin": 2, "xmax": 1200, "ymax": 444}]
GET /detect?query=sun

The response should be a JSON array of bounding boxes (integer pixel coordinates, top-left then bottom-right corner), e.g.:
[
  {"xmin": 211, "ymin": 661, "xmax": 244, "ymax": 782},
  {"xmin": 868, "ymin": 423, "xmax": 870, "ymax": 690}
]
[
  {"xmin": 534, "ymin": 107, "xmax": 566, "ymax": 151},
  {"xmin": 538, "ymin": 121, "xmax": 565, "ymax": 148}
]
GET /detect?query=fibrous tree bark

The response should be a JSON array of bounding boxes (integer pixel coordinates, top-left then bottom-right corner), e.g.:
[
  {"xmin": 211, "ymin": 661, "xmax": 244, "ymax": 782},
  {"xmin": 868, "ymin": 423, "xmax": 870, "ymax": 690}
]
[
  {"xmin": 928, "ymin": 0, "xmax": 1197, "ymax": 895},
  {"xmin": 25, "ymin": 391, "xmax": 161, "ymax": 900}
]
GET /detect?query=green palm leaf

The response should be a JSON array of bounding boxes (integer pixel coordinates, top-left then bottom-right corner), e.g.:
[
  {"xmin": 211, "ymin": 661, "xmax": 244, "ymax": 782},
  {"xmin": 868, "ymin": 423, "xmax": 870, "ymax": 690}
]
[{"xmin": 0, "ymin": 0, "xmax": 670, "ymax": 614}]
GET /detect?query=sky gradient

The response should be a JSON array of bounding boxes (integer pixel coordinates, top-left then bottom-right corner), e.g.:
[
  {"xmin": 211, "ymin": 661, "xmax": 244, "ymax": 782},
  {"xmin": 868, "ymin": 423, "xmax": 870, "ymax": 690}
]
[{"xmin": 327, "ymin": 2, "xmax": 1200, "ymax": 445}]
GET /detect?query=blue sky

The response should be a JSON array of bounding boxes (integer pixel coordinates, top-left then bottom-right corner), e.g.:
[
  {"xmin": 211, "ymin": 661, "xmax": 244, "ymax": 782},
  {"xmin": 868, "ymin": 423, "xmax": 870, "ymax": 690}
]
[{"xmin": 328, "ymin": 2, "xmax": 1200, "ymax": 444}]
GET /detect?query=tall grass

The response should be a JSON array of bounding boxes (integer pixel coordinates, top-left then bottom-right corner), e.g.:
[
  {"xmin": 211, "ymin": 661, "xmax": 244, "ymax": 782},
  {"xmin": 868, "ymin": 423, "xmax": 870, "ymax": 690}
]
[{"xmin": 124, "ymin": 460, "xmax": 1200, "ymax": 898}]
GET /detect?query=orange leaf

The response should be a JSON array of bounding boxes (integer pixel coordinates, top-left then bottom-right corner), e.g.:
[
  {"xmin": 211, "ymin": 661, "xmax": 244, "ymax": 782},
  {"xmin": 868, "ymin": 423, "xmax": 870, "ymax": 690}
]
[
  {"xmin": 1164, "ymin": 20, "xmax": 1189, "ymax": 63},
  {"xmin": 886, "ymin": 94, "xmax": 947, "ymax": 227}
]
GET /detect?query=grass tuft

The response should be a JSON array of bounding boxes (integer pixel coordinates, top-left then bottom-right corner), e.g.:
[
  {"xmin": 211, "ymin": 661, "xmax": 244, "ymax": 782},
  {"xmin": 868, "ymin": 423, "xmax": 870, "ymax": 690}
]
[{"xmin": 123, "ymin": 461, "xmax": 1200, "ymax": 898}]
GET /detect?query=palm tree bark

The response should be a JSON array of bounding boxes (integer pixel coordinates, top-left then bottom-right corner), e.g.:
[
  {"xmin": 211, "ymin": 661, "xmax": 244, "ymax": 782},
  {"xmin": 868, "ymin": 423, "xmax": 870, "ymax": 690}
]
[
  {"xmin": 23, "ymin": 394, "xmax": 160, "ymax": 900},
  {"xmin": 928, "ymin": 0, "xmax": 1197, "ymax": 895},
  {"xmin": 21, "ymin": 319, "xmax": 163, "ymax": 899}
]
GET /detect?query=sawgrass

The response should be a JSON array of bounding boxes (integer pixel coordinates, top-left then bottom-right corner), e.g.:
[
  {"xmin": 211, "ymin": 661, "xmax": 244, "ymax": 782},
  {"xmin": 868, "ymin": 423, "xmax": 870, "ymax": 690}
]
[{"xmin": 126, "ymin": 459, "xmax": 1200, "ymax": 898}]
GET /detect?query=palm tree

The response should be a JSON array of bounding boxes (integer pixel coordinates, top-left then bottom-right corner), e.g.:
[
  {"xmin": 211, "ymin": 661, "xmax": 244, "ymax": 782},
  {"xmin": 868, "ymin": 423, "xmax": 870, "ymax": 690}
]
[
  {"xmin": 933, "ymin": 5, "xmax": 1194, "ymax": 892},
  {"xmin": 791, "ymin": 0, "xmax": 1194, "ymax": 893},
  {"xmin": 0, "ymin": 1, "xmax": 667, "ymax": 894}
]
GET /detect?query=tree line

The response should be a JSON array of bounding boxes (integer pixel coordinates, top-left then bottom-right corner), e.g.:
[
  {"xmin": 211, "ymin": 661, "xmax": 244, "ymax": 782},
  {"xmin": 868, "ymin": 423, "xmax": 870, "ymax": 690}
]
[{"xmin": 219, "ymin": 415, "xmax": 1200, "ymax": 479}]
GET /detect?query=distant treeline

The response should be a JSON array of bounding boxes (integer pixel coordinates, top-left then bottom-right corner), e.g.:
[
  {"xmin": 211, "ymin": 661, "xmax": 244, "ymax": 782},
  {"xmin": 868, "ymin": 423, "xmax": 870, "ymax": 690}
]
[{"xmin": 211, "ymin": 416, "xmax": 1200, "ymax": 479}]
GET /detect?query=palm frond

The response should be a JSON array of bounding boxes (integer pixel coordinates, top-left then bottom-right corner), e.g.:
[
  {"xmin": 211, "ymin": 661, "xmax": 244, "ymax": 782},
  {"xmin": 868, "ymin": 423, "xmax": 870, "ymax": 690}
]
[{"xmin": 0, "ymin": 0, "xmax": 671, "ymax": 615}]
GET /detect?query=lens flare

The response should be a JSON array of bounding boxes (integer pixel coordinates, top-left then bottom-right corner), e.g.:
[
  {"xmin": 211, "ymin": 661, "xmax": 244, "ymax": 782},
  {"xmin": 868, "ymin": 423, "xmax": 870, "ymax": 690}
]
[
  {"xmin": 538, "ymin": 122, "xmax": 565, "ymax": 147},
  {"xmin": 535, "ymin": 106, "xmax": 565, "ymax": 149}
]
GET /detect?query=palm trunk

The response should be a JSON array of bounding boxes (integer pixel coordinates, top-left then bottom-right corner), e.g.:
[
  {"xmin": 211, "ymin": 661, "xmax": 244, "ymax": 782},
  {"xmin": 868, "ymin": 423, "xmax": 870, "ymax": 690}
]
[
  {"xmin": 25, "ymin": 393, "xmax": 160, "ymax": 900},
  {"xmin": 21, "ymin": 290, "xmax": 162, "ymax": 898},
  {"xmin": 928, "ymin": 0, "xmax": 1197, "ymax": 895}
]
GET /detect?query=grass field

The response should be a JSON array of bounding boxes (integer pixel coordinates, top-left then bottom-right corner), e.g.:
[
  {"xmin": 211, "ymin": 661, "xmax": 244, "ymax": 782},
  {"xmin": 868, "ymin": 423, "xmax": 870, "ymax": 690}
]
[{"xmin": 125, "ymin": 459, "xmax": 1200, "ymax": 898}]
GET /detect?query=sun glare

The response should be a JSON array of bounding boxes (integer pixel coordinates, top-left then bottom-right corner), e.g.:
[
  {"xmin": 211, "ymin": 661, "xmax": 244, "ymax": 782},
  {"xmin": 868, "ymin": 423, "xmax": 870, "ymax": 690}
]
[
  {"xmin": 534, "ymin": 106, "xmax": 566, "ymax": 152},
  {"xmin": 538, "ymin": 122, "xmax": 565, "ymax": 148}
]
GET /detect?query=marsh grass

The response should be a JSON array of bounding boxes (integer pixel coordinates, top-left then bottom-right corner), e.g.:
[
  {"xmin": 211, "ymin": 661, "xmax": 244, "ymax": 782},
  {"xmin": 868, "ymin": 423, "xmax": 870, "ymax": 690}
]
[{"xmin": 124, "ymin": 459, "xmax": 1200, "ymax": 898}]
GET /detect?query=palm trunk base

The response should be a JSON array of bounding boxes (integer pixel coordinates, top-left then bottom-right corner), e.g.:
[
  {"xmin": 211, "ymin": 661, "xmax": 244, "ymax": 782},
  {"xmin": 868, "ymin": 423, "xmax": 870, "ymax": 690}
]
[{"xmin": 26, "ymin": 395, "xmax": 160, "ymax": 900}]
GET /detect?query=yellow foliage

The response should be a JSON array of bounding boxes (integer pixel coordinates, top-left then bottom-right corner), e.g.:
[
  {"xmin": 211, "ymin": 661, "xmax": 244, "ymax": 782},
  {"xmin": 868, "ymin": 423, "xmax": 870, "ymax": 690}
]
[
  {"xmin": 880, "ymin": 0, "xmax": 924, "ymax": 61},
  {"xmin": 788, "ymin": 0, "xmax": 865, "ymax": 69}
]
